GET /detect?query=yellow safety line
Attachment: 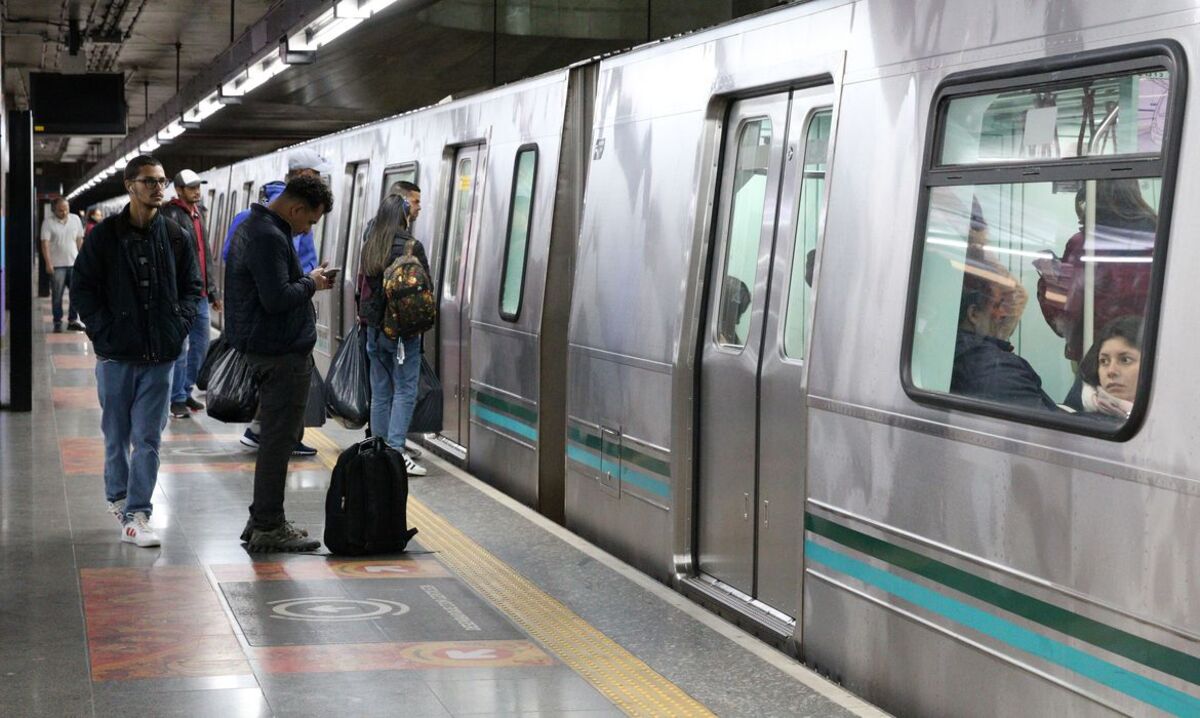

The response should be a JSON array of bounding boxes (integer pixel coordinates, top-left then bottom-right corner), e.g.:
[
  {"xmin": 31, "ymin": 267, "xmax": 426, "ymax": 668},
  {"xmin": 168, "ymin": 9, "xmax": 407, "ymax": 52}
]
[{"xmin": 306, "ymin": 429, "xmax": 714, "ymax": 718}]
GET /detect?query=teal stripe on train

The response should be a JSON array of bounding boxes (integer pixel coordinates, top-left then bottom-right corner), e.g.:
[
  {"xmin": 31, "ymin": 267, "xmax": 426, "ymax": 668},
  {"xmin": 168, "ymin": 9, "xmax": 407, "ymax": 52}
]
[
  {"xmin": 469, "ymin": 389, "xmax": 538, "ymax": 441},
  {"xmin": 566, "ymin": 425, "xmax": 671, "ymax": 500},
  {"xmin": 807, "ymin": 514, "xmax": 1200, "ymax": 716}
]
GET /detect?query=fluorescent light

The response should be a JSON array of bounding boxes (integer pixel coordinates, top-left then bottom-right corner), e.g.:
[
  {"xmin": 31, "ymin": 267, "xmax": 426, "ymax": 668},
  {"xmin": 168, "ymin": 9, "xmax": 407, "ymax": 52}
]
[
  {"xmin": 183, "ymin": 90, "xmax": 226, "ymax": 126},
  {"xmin": 223, "ymin": 54, "xmax": 289, "ymax": 98},
  {"xmin": 158, "ymin": 119, "xmax": 187, "ymax": 142},
  {"xmin": 139, "ymin": 137, "xmax": 161, "ymax": 153},
  {"xmin": 334, "ymin": 0, "xmax": 371, "ymax": 19},
  {"xmin": 359, "ymin": 0, "xmax": 400, "ymax": 13}
]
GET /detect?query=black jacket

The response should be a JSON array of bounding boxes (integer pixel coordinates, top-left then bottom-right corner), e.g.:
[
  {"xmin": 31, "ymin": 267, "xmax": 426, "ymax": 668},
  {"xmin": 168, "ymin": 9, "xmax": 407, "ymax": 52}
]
[
  {"xmin": 950, "ymin": 330, "xmax": 1059, "ymax": 411},
  {"xmin": 160, "ymin": 200, "xmax": 220, "ymax": 302},
  {"xmin": 224, "ymin": 203, "xmax": 317, "ymax": 356},
  {"xmin": 70, "ymin": 207, "xmax": 202, "ymax": 363}
]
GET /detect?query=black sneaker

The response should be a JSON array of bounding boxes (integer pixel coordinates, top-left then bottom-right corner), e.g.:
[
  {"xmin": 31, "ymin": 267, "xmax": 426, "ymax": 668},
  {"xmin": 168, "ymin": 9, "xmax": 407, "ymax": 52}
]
[
  {"xmin": 67, "ymin": 320, "xmax": 85, "ymax": 331},
  {"xmin": 246, "ymin": 522, "xmax": 320, "ymax": 553},
  {"xmin": 185, "ymin": 396, "xmax": 205, "ymax": 411},
  {"xmin": 241, "ymin": 517, "xmax": 308, "ymax": 542},
  {"xmin": 292, "ymin": 441, "xmax": 318, "ymax": 457},
  {"xmin": 52, "ymin": 323, "xmax": 63, "ymax": 333},
  {"xmin": 169, "ymin": 402, "xmax": 190, "ymax": 418}
]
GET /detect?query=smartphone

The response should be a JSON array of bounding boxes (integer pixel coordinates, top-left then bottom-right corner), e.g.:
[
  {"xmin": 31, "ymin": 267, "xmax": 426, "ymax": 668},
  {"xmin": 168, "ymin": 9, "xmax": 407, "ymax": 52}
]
[{"xmin": 323, "ymin": 266, "xmax": 341, "ymax": 277}]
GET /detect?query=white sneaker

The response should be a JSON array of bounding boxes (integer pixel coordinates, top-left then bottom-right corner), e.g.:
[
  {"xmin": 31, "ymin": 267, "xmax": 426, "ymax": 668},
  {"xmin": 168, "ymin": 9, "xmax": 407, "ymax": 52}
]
[
  {"xmin": 106, "ymin": 498, "xmax": 127, "ymax": 526},
  {"xmin": 120, "ymin": 512, "xmax": 161, "ymax": 548},
  {"xmin": 403, "ymin": 453, "xmax": 428, "ymax": 477}
]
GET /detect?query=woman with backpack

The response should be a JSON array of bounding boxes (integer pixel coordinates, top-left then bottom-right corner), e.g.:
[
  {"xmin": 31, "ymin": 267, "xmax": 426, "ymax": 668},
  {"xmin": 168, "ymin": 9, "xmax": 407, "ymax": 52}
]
[{"xmin": 357, "ymin": 193, "xmax": 433, "ymax": 476}]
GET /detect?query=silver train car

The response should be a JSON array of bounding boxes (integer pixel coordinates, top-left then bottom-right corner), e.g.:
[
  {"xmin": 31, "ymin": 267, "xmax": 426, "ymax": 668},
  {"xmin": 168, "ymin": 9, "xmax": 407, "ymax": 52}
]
[{"xmin": 91, "ymin": 1, "xmax": 1199, "ymax": 714}]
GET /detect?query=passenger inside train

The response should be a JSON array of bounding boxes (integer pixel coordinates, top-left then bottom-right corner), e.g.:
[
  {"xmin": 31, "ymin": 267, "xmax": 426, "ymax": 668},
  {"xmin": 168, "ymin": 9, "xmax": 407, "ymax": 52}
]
[{"xmin": 1067, "ymin": 315, "xmax": 1144, "ymax": 420}]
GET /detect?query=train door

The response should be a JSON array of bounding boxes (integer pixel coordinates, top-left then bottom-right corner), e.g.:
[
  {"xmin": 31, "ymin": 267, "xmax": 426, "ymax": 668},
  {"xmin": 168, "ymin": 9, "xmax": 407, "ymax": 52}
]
[
  {"xmin": 439, "ymin": 144, "xmax": 485, "ymax": 448},
  {"xmin": 319, "ymin": 161, "xmax": 369, "ymax": 362},
  {"xmin": 212, "ymin": 192, "xmax": 227, "ymax": 330},
  {"xmin": 697, "ymin": 87, "xmax": 832, "ymax": 620}
]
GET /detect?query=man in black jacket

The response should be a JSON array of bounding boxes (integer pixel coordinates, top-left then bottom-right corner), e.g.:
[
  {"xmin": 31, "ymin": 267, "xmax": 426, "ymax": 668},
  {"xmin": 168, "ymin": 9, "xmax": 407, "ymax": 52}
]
[
  {"xmin": 71, "ymin": 155, "xmax": 203, "ymax": 548},
  {"xmin": 225, "ymin": 175, "xmax": 335, "ymax": 552}
]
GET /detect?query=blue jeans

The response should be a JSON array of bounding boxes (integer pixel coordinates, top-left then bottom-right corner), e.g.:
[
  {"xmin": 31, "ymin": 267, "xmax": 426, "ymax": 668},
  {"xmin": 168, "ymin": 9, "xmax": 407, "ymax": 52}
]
[
  {"xmin": 51, "ymin": 266, "xmax": 78, "ymax": 324},
  {"xmin": 95, "ymin": 359, "xmax": 173, "ymax": 518},
  {"xmin": 366, "ymin": 328, "xmax": 422, "ymax": 452},
  {"xmin": 171, "ymin": 299, "xmax": 210, "ymax": 402}
]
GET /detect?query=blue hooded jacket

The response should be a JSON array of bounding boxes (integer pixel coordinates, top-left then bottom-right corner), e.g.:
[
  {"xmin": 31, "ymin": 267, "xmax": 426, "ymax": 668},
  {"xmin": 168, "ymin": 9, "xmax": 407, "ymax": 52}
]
[{"xmin": 222, "ymin": 180, "xmax": 318, "ymax": 272}]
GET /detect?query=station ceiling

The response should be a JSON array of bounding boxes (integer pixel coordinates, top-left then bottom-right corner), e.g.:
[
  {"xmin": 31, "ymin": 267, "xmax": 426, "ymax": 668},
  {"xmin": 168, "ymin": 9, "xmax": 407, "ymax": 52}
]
[{"xmin": 2, "ymin": 0, "xmax": 785, "ymax": 208}]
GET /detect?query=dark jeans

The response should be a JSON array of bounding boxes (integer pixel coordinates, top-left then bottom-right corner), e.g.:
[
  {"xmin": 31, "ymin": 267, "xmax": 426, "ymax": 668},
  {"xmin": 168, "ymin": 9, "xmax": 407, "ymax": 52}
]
[
  {"xmin": 245, "ymin": 351, "xmax": 312, "ymax": 530},
  {"xmin": 51, "ymin": 266, "xmax": 78, "ymax": 324}
]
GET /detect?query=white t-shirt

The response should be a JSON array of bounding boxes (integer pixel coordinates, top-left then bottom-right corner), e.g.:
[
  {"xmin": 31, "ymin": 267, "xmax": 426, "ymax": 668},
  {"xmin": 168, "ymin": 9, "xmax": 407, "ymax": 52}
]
[{"xmin": 41, "ymin": 213, "xmax": 84, "ymax": 267}]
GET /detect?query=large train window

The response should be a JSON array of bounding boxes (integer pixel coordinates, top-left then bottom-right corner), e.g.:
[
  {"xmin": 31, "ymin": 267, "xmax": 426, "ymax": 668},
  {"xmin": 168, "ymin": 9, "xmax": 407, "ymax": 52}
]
[
  {"xmin": 783, "ymin": 109, "xmax": 831, "ymax": 359},
  {"xmin": 381, "ymin": 162, "xmax": 418, "ymax": 200},
  {"xmin": 444, "ymin": 156, "xmax": 475, "ymax": 299},
  {"xmin": 717, "ymin": 118, "xmax": 772, "ymax": 349},
  {"xmin": 902, "ymin": 44, "xmax": 1184, "ymax": 439},
  {"xmin": 311, "ymin": 173, "xmax": 331, "ymax": 262},
  {"xmin": 499, "ymin": 145, "xmax": 537, "ymax": 321},
  {"xmin": 242, "ymin": 182, "xmax": 254, "ymax": 209}
]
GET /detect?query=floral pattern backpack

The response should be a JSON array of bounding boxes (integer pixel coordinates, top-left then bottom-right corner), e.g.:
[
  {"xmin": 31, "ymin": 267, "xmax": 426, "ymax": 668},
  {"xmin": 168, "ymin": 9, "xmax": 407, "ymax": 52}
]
[{"xmin": 381, "ymin": 239, "xmax": 437, "ymax": 340}]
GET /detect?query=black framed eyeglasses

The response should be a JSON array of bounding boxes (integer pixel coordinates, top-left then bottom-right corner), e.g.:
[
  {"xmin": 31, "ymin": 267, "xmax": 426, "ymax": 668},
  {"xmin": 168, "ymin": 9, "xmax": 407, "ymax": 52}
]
[{"xmin": 131, "ymin": 177, "xmax": 169, "ymax": 189}]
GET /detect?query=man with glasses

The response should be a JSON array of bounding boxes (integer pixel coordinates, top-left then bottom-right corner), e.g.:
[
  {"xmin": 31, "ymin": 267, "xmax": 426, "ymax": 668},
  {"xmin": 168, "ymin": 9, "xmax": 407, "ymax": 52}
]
[{"xmin": 71, "ymin": 155, "xmax": 203, "ymax": 547}]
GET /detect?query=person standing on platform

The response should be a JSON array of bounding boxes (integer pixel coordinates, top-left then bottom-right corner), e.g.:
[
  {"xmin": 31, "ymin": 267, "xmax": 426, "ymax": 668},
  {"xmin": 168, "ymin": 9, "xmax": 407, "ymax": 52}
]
[
  {"xmin": 224, "ymin": 175, "xmax": 335, "ymax": 552},
  {"xmin": 41, "ymin": 197, "xmax": 86, "ymax": 333},
  {"xmin": 162, "ymin": 169, "xmax": 222, "ymax": 418},
  {"xmin": 221, "ymin": 148, "xmax": 332, "ymax": 453},
  {"xmin": 70, "ymin": 155, "xmax": 202, "ymax": 547},
  {"xmin": 84, "ymin": 208, "xmax": 103, "ymax": 237}
]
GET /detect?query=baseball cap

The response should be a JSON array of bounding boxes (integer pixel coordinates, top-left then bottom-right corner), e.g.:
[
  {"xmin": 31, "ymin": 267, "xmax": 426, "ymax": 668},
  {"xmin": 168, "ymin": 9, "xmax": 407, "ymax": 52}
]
[
  {"xmin": 174, "ymin": 169, "xmax": 206, "ymax": 187},
  {"xmin": 288, "ymin": 148, "xmax": 333, "ymax": 176}
]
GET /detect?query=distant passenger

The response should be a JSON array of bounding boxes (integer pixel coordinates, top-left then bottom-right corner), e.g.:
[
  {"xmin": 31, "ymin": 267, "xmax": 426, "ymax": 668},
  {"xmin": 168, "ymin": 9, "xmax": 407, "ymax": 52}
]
[
  {"xmin": 84, "ymin": 207, "xmax": 103, "ymax": 237},
  {"xmin": 224, "ymin": 175, "xmax": 335, "ymax": 552},
  {"xmin": 41, "ymin": 197, "xmax": 86, "ymax": 333},
  {"xmin": 717, "ymin": 277, "xmax": 751, "ymax": 345},
  {"xmin": 224, "ymin": 149, "xmax": 332, "ymax": 452},
  {"xmin": 1036, "ymin": 180, "xmax": 1157, "ymax": 362},
  {"xmin": 161, "ymin": 169, "xmax": 222, "ymax": 418},
  {"xmin": 70, "ymin": 155, "xmax": 203, "ymax": 547},
  {"xmin": 951, "ymin": 261, "xmax": 1059, "ymax": 411},
  {"xmin": 1067, "ymin": 316, "xmax": 1143, "ymax": 420},
  {"xmin": 357, "ymin": 191, "xmax": 430, "ymax": 477}
]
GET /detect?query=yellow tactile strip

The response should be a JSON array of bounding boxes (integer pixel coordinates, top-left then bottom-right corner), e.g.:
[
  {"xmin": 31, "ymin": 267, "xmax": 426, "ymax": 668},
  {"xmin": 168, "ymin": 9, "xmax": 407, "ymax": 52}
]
[{"xmin": 307, "ymin": 429, "xmax": 714, "ymax": 718}]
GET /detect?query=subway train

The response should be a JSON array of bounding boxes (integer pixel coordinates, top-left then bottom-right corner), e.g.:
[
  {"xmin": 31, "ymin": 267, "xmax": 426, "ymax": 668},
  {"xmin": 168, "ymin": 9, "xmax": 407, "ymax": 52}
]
[{"xmin": 90, "ymin": 1, "xmax": 1199, "ymax": 715}]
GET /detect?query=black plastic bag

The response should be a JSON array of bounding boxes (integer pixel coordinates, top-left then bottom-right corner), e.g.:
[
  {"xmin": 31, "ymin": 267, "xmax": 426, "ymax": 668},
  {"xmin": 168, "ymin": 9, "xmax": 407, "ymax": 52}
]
[
  {"xmin": 194, "ymin": 334, "xmax": 230, "ymax": 392},
  {"xmin": 206, "ymin": 347, "xmax": 259, "ymax": 423},
  {"xmin": 303, "ymin": 364, "xmax": 327, "ymax": 427},
  {"xmin": 409, "ymin": 355, "xmax": 442, "ymax": 434},
  {"xmin": 325, "ymin": 323, "xmax": 370, "ymax": 429}
]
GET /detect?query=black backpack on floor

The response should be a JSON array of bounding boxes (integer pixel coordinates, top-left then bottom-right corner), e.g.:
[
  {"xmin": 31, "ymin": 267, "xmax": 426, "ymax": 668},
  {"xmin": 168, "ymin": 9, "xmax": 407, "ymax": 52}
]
[{"xmin": 324, "ymin": 437, "xmax": 418, "ymax": 556}]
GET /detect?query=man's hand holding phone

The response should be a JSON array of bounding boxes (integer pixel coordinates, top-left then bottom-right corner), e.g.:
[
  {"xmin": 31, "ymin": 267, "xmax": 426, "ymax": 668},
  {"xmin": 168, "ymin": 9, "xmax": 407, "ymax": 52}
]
[{"xmin": 309, "ymin": 263, "xmax": 336, "ymax": 291}]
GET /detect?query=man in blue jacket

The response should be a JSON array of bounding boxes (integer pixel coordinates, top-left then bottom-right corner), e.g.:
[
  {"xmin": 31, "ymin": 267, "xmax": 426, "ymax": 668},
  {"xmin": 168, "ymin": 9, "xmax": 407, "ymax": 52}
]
[
  {"xmin": 71, "ymin": 155, "xmax": 203, "ymax": 548},
  {"xmin": 225, "ymin": 175, "xmax": 335, "ymax": 552}
]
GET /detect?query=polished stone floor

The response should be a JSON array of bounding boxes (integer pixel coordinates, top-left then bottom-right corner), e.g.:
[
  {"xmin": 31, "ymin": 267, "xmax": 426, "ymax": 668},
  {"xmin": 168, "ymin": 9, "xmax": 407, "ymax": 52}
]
[{"xmin": 0, "ymin": 301, "xmax": 881, "ymax": 717}]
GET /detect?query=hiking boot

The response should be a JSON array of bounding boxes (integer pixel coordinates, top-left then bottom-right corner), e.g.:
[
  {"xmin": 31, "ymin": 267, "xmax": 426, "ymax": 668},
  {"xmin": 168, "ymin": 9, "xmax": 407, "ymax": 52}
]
[
  {"xmin": 120, "ymin": 512, "xmax": 161, "ymax": 548},
  {"xmin": 241, "ymin": 517, "xmax": 307, "ymax": 543},
  {"xmin": 106, "ymin": 498, "xmax": 127, "ymax": 526},
  {"xmin": 169, "ymin": 402, "xmax": 190, "ymax": 419},
  {"xmin": 185, "ymin": 395, "xmax": 205, "ymax": 411},
  {"xmin": 403, "ymin": 453, "xmax": 427, "ymax": 477},
  {"xmin": 246, "ymin": 522, "xmax": 320, "ymax": 553}
]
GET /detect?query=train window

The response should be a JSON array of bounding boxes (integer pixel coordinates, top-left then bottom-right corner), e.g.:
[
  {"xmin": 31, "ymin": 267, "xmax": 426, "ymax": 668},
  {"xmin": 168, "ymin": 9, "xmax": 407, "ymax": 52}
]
[
  {"xmin": 312, "ymin": 173, "xmax": 331, "ymax": 263},
  {"xmin": 499, "ymin": 146, "xmax": 537, "ymax": 321},
  {"xmin": 717, "ymin": 118, "xmax": 772, "ymax": 349},
  {"xmin": 381, "ymin": 163, "xmax": 418, "ymax": 199},
  {"xmin": 783, "ymin": 109, "xmax": 831, "ymax": 359},
  {"xmin": 904, "ymin": 47, "xmax": 1183, "ymax": 439},
  {"xmin": 444, "ymin": 156, "xmax": 475, "ymax": 299},
  {"xmin": 205, "ymin": 189, "xmax": 216, "ymax": 237},
  {"xmin": 242, "ymin": 182, "xmax": 254, "ymax": 209}
]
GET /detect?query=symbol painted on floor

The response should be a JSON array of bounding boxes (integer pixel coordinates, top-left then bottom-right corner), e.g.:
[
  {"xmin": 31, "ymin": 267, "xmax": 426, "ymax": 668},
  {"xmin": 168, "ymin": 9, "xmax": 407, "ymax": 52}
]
[
  {"xmin": 269, "ymin": 597, "xmax": 411, "ymax": 622},
  {"xmin": 363, "ymin": 566, "xmax": 410, "ymax": 574},
  {"xmin": 445, "ymin": 649, "xmax": 497, "ymax": 660}
]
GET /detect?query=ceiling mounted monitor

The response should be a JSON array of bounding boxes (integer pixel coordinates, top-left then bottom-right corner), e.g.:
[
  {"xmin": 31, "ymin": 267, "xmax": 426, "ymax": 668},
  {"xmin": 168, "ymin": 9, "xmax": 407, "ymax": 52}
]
[{"xmin": 30, "ymin": 72, "xmax": 127, "ymax": 136}]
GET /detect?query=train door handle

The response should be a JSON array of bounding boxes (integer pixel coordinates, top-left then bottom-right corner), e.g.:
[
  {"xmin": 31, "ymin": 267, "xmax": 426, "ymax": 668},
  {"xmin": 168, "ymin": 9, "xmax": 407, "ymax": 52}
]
[
  {"xmin": 743, "ymin": 493, "xmax": 750, "ymax": 521},
  {"xmin": 762, "ymin": 499, "xmax": 769, "ymax": 527}
]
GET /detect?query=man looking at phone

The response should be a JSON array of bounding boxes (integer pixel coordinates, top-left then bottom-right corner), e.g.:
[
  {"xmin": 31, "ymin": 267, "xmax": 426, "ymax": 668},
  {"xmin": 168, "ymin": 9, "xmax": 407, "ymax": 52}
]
[{"xmin": 224, "ymin": 175, "xmax": 335, "ymax": 552}]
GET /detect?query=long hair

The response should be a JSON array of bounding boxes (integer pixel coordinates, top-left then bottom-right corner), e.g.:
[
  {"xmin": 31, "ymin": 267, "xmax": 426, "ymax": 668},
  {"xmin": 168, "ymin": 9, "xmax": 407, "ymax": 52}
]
[
  {"xmin": 360, "ymin": 194, "xmax": 409, "ymax": 277},
  {"xmin": 1095, "ymin": 179, "xmax": 1157, "ymax": 229},
  {"xmin": 1079, "ymin": 315, "xmax": 1144, "ymax": 386}
]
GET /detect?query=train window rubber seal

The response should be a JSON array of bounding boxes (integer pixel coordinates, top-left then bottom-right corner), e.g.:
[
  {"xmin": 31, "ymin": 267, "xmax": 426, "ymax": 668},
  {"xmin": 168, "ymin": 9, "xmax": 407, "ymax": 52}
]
[
  {"xmin": 498, "ymin": 143, "xmax": 539, "ymax": 323},
  {"xmin": 898, "ymin": 40, "xmax": 1187, "ymax": 442}
]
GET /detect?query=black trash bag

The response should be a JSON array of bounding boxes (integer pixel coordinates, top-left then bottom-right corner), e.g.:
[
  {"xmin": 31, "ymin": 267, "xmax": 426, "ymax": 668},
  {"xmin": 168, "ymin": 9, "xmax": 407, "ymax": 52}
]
[
  {"xmin": 303, "ymin": 363, "xmax": 327, "ymax": 427},
  {"xmin": 325, "ymin": 323, "xmax": 370, "ymax": 429},
  {"xmin": 206, "ymin": 347, "xmax": 259, "ymax": 423},
  {"xmin": 194, "ymin": 334, "xmax": 230, "ymax": 392},
  {"xmin": 408, "ymin": 355, "xmax": 443, "ymax": 434}
]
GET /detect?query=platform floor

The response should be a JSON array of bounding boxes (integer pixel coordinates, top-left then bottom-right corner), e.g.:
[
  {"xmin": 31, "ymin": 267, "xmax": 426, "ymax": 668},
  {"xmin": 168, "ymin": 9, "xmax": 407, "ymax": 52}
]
[{"xmin": 0, "ymin": 300, "xmax": 884, "ymax": 717}]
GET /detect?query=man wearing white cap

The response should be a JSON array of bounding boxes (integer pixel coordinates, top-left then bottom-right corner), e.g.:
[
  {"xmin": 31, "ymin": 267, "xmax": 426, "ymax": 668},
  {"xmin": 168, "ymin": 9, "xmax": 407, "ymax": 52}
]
[
  {"xmin": 220, "ymin": 148, "xmax": 333, "ymax": 454},
  {"xmin": 162, "ymin": 169, "xmax": 222, "ymax": 418}
]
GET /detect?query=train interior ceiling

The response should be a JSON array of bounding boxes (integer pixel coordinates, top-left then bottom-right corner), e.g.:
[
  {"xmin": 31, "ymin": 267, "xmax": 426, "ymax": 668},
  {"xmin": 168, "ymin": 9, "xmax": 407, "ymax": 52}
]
[{"xmin": 4, "ymin": 2, "xmax": 1200, "ymax": 718}]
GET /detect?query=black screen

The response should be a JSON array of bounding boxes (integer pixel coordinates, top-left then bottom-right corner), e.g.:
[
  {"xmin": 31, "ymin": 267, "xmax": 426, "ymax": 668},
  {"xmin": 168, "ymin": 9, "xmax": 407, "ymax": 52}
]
[{"xmin": 30, "ymin": 73, "xmax": 126, "ymax": 135}]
